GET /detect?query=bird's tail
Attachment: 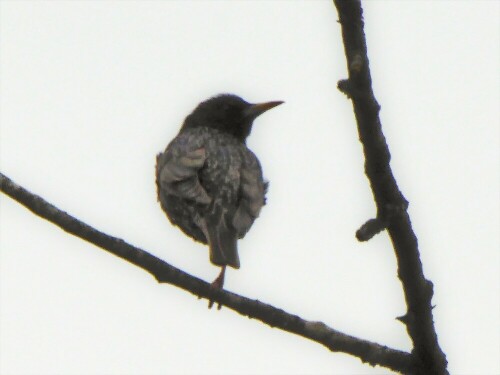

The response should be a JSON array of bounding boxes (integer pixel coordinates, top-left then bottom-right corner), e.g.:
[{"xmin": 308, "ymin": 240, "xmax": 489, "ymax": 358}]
[{"xmin": 206, "ymin": 214, "xmax": 240, "ymax": 269}]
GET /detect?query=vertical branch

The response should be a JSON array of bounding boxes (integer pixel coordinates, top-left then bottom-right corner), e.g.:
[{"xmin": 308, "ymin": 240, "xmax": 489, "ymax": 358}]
[{"xmin": 332, "ymin": 1, "xmax": 448, "ymax": 374}]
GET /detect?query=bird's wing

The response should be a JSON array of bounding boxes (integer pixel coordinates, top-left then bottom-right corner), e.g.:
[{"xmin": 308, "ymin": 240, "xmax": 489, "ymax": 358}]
[
  {"xmin": 197, "ymin": 143, "xmax": 242, "ymax": 269},
  {"xmin": 232, "ymin": 150, "xmax": 267, "ymax": 237},
  {"xmin": 156, "ymin": 145, "xmax": 212, "ymax": 205}
]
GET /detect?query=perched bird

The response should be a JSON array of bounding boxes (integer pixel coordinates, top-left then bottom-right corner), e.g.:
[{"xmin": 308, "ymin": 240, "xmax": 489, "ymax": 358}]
[{"xmin": 156, "ymin": 94, "xmax": 283, "ymax": 300}]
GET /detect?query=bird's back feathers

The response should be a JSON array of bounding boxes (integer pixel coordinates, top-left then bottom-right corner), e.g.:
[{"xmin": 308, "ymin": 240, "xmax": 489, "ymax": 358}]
[{"xmin": 156, "ymin": 126, "xmax": 266, "ymax": 268}]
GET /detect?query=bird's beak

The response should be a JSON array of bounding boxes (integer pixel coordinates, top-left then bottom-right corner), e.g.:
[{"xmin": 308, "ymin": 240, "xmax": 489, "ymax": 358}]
[{"xmin": 245, "ymin": 101, "xmax": 284, "ymax": 119}]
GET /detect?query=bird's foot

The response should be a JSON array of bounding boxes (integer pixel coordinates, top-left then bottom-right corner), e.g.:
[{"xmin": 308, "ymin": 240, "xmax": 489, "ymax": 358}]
[{"xmin": 208, "ymin": 266, "xmax": 226, "ymax": 310}]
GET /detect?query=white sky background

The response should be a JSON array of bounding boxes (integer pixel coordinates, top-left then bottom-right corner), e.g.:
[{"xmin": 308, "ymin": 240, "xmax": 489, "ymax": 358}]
[{"xmin": 0, "ymin": 1, "xmax": 498, "ymax": 374}]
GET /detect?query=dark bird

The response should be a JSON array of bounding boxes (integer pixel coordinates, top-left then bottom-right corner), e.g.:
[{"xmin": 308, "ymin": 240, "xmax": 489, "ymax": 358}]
[{"xmin": 155, "ymin": 94, "xmax": 283, "ymax": 303}]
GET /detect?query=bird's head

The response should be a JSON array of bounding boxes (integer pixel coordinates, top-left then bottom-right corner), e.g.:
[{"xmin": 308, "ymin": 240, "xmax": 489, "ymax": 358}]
[{"xmin": 181, "ymin": 94, "xmax": 284, "ymax": 142}]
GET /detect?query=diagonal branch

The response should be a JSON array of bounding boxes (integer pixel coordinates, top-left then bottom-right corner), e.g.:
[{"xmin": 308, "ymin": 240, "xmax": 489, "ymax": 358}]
[
  {"xmin": 332, "ymin": 1, "xmax": 448, "ymax": 374},
  {"xmin": 1, "ymin": 171, "xmax": 414, "ymax": 373}
]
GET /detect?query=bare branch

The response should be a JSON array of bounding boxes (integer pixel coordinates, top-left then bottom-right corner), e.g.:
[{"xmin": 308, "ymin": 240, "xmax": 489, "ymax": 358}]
[
  {"xmin": 0, "ymin": 172, "xmax": 414, "ymax": 373},
  {"xmin": 332, "ymin": 1, "xmax": 448, "ymax": 374}
]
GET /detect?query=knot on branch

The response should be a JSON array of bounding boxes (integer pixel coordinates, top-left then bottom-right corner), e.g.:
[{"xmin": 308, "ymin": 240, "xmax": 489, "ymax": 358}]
[
  {"xmin": 337, "ymin": 79, "xmax": 367, "ymax": 99},
  {"xmin": 337, "ymin": 78, "xmax": 377, "ymax": 102},
  {"xmin": 305, "ymin": 321, "xmax": 331, "ymax": 341},
  {"xmin": 337, "ymin": 79, "xmax": 353, "ymax": 98},
  {"xmin": 350, "ymin": 53, "xmax": 364, "ymax": 73},
  {"xmin": 356, "ymin": 203, "xmax": 408, "ymax": 241},
  {"xmin": 356, "ymin": 217, "xmax": 386, "ymax": 241}
]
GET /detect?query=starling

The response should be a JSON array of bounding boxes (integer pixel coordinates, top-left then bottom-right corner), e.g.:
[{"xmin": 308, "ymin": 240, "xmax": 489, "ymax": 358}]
[{"xmin": 155, "ymin": 94, "xmax": 283, "ymax": 301}]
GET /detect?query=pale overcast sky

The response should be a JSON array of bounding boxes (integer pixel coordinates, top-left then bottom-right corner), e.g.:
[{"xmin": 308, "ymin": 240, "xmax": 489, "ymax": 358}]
[{"xmin": 0, "ymin": 1, "xmax": 498, "ymax": 374}]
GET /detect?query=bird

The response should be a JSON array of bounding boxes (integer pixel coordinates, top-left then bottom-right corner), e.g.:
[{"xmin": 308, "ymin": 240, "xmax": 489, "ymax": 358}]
[{"xmin": 155, "ymin": 94, "xmax": 283, "ymax": 306}]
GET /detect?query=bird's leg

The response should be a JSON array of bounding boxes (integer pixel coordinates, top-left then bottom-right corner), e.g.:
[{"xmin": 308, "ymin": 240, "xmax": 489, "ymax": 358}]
[
  {"xmin": 211, "ymin": 265, "xmax": 226, "ymax": 289},
  {"xmin": 208, "ymin": 265, "xmax": 226, "ymax": 309}
]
